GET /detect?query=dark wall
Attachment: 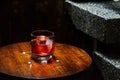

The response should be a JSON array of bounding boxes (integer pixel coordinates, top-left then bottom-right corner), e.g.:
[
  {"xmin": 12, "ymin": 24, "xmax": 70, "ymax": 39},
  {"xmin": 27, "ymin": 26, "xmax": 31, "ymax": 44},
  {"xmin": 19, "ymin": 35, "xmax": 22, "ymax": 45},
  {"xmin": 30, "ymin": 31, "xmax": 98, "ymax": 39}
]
[
  {"xmin": 0, "ymin": 0, "xmax": 94, "ymax": 54},
  {"xmin": 0, "ymin": 0, "xmax": 65, "ymax": 45}
]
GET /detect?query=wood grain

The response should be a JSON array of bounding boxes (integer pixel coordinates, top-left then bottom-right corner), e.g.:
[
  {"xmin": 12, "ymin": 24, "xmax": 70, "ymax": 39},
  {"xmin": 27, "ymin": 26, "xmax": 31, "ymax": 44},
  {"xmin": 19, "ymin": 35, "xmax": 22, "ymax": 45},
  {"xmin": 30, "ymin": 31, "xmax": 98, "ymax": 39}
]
[{"xmin": 0, "ymin": 42, "xmax": 92, "ymax": 79}]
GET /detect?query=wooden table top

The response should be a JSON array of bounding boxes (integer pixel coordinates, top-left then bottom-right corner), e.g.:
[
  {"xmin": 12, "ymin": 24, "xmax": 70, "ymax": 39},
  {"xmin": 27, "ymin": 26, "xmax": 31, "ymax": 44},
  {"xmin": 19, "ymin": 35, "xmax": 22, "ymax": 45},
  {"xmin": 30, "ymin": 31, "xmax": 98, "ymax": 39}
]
[{"xmin": 0, "ymin": 42, "xmax": 92, "ymax": 79}]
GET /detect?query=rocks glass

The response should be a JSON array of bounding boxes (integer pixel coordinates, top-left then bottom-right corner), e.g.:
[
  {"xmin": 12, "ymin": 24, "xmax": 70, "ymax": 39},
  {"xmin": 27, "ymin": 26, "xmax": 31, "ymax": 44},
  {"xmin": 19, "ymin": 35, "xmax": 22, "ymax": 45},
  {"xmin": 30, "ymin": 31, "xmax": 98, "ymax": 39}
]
[{"xmin": 30, "ymin": 30, "xmax": 55, "ymax": 64}]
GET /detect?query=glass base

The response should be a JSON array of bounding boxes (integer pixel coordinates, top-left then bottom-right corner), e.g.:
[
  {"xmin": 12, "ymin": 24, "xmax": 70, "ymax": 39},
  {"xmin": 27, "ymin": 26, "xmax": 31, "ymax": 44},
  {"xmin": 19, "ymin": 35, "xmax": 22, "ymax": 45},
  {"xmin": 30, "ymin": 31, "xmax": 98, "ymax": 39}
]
[{"xmin": 31, "ymin": 53, "xmax": 53, "ymax": 64}]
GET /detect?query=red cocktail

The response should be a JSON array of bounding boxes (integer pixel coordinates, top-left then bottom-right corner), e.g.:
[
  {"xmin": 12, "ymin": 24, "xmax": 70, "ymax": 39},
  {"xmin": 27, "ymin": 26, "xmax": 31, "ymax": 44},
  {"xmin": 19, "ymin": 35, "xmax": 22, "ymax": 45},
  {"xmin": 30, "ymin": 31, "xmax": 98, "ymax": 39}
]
[
  {"xmin": 31, "ymin": 36, "xmax": 54, "ymax": 56},
  {"xmin": 30, "ymin": 30, "xmax": 54, "ymax": 63}
]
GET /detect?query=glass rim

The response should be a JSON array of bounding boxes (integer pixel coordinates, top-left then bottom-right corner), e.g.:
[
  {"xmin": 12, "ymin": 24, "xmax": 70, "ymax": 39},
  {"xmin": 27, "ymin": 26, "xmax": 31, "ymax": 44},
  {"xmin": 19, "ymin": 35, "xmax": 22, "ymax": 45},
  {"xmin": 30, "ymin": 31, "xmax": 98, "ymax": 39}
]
[{"xmin": 31, "ymin": 30, "xmax": 54, "ymax": 38}]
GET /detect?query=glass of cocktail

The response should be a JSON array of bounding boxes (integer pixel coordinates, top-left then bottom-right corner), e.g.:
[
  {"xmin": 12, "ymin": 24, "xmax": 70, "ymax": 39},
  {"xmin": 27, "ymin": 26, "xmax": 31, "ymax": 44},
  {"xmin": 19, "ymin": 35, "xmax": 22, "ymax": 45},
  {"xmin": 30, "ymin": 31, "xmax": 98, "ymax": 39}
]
[{"xmin": 30, "ymin": 30, "xmax": 55, "ymax": 64}]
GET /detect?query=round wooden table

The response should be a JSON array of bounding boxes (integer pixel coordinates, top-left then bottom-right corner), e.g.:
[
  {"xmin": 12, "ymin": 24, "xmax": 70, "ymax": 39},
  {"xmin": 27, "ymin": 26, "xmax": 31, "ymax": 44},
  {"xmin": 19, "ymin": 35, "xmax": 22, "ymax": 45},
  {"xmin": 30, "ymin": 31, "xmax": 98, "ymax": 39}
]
[{"xmin": 0, "ymin": 42, "xmax": 92, "ymax": 79}]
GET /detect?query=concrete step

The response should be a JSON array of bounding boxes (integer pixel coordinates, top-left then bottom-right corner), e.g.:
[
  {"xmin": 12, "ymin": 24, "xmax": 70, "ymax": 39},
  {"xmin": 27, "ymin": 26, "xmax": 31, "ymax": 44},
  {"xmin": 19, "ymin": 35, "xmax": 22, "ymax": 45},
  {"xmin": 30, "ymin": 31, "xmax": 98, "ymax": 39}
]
[
  {"xmin": 66, "ymin": 0, "xmax": 120, "ymax": 43},
  {"xmin": 93, "ymin": 51, "xmax": 120, "ymax": 80}
]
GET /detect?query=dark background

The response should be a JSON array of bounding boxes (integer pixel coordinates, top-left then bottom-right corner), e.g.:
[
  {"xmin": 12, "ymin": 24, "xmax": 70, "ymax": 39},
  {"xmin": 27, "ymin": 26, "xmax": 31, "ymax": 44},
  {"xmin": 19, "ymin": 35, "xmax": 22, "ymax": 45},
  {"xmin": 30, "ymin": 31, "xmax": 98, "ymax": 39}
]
[
  {"xmin": 0, "ymin": 0, "xmax": 95, "ymax": 54},
  {"xmin": 0, "ymin": 0, "xmax": 104, "ymax": 80},
  {"xmin": 0, "ymin": 0, "xmax": 71, "ymax": 45}
]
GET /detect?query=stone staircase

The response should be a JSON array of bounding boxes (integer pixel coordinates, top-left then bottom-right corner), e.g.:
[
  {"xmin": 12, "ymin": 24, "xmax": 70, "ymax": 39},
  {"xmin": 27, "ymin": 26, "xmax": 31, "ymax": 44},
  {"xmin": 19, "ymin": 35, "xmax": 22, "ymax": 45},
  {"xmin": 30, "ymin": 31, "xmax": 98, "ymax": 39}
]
[{"xmin": 65, "ymin": 0, "xmax": 120, "ymax": 80}]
